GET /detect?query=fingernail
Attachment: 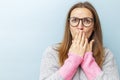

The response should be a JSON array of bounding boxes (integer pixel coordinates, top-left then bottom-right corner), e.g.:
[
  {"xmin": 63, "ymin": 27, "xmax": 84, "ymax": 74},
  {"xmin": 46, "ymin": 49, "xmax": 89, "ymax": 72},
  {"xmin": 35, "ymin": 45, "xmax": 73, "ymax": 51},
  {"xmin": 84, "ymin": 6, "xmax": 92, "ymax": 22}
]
[{"xmin": 92, "ymin": 40, "xmax": 94, "ymax": 43}]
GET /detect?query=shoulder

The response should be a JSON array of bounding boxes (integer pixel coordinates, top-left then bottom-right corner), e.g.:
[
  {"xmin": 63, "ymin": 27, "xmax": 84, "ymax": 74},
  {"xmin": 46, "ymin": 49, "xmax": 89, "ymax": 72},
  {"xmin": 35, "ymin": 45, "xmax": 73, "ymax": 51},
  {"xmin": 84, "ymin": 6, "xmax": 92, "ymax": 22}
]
[
  {"xmin": 104, "ymin": 47, "xmax": 114, "ymax": 59},
  {"xmin": 43, "ymin": 43, "xmax": 60, "ymax": 55},
  {"xmin": 40, "ymin": 44, "xmax": 61, "ymax": 75},
  {"xmin": 103, "ymin": 47, "xmax": 116, "ymax": 66},
  {"xmin": 42, "ymin": 43, "xmax": 60, "ymax": 61}
]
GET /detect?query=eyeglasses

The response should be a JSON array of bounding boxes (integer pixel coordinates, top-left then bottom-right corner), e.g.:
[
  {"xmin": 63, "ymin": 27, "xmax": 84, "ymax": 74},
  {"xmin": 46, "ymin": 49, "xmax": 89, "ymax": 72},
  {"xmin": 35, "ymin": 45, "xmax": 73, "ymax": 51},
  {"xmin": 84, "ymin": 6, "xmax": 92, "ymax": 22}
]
[{"xmin": 69, "ymin": 17, "xmax": 94, "ymax": 27}]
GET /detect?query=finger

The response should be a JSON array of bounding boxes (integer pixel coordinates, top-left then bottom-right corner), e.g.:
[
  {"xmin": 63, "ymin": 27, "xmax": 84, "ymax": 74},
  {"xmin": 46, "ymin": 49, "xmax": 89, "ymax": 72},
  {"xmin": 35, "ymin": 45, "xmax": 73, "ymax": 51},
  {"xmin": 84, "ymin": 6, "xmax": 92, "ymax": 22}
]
[
  {"xmin": 76, "ymin": 30, "xmax": 82, "ymax": 44},
  {"xmin": 72, "ymin": 40, "xmax": 74, "ymax": 43},
  {"xmin": 80, "ymin": 32, "xmax": 85, "ymax": 46},
  {"xmin": 90, "ymin": 40, "xmax": 94, "ymax": 51},
  {"xmin": 73, "ymin": 31, "xmax": 79, "ymax": 44},
  {"xmin": 83, "ymin": 38, "xmax": 88, "ymax": 49}
]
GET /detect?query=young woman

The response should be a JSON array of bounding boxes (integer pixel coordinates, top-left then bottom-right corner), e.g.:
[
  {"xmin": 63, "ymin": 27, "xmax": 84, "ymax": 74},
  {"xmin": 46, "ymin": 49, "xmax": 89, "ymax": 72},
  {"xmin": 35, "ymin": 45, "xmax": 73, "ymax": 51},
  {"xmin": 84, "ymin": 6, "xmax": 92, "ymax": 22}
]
[{"xmin": 40, "ymin": 1, "xmax": 119, "ymax": 80}]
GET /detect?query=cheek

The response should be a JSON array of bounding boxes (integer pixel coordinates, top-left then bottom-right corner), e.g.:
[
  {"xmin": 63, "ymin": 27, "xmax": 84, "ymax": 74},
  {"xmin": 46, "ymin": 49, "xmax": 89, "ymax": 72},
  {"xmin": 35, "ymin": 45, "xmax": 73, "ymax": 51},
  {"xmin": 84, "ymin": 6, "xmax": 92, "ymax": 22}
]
[
  {"xmin": 70, "ymin": 27, "xmax": 76, "ymax": 39},
  {"xmin": 85, "ymin": 27, "xmax": 94, "ymax": 38}
]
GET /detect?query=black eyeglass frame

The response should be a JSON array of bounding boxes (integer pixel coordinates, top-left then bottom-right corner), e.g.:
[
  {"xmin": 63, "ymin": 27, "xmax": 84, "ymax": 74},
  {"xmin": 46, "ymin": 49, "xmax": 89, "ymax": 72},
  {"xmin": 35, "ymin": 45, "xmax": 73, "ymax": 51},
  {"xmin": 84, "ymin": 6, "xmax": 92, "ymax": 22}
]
[{"xmin": 68, "ymin": 17, "xmax": 94, "ymax": 27}]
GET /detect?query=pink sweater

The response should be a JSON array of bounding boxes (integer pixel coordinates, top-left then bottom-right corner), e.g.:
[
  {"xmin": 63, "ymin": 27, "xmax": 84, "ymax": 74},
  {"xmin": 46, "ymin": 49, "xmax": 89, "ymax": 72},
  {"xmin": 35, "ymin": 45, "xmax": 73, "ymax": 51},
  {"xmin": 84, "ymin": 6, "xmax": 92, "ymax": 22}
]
[{"xmin": 59, "ymin": 52, "xmax": 101, "ymax": 80}]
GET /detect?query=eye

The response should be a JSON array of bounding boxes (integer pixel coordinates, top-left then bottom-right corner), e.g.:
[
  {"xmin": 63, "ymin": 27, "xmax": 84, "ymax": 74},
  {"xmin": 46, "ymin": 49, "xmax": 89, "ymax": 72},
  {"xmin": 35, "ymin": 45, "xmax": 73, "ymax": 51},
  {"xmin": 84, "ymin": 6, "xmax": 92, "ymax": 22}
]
[
  {"xmin": 84, "ymin": 18, "xmax": 92, "ymax": 24},
  {"xmin": 70, "ymin": 17, "xmax": 79, "ymax": 23}
]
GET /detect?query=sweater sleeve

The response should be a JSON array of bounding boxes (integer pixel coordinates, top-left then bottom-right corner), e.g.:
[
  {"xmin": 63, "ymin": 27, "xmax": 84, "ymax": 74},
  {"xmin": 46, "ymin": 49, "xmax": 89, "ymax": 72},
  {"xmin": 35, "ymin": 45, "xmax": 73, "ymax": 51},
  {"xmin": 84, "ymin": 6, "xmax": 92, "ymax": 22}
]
[
  {"xmin": 81, "ymin": 52, "xmax": 101, "ymax": 80},
  {"xmin": 81, "ymin": 49, "xmax": 120, "ymax": 80},
  {"xmin": 39, "ymin": 46, "xmax": 83, "ymax": 80},
  {"xmin": 59, "ymin": 53, "xmax": 83, "ymax": 80},
  {"xmin": 39, "ymin": 46, "xmax": 64, "ymax": 80},
  {"xmin": 95, "ymin": 48, "xmax": 120, "ymax": 80}
]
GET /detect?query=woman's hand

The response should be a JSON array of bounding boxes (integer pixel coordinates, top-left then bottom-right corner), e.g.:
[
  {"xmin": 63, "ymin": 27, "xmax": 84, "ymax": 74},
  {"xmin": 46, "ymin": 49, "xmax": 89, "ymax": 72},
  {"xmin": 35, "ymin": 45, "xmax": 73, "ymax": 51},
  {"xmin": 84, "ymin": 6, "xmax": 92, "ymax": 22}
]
[
  {"xmin": 86, "ymin": 39, "xmax": 94, "ymax": 52},
  {"xmin": 69, "ymin": 31, "xmax": 88, "ymax": 57}
]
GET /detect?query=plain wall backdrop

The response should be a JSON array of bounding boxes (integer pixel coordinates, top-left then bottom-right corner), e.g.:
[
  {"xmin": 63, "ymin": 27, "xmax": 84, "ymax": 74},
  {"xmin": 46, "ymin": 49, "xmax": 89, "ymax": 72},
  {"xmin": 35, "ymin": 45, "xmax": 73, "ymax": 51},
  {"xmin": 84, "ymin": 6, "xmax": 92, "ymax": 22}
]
[{"xmin": 0, "ymin": 0, "xmax": 120, "ymax": 80}]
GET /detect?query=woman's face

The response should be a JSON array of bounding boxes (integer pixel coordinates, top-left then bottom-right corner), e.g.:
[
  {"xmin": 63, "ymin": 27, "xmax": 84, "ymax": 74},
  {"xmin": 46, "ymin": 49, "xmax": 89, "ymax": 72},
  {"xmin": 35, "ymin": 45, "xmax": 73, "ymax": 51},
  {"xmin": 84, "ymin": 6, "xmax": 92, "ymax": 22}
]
[{"xmin": 69, "ymin": 8, "xmax": 94, "ymax": 39}]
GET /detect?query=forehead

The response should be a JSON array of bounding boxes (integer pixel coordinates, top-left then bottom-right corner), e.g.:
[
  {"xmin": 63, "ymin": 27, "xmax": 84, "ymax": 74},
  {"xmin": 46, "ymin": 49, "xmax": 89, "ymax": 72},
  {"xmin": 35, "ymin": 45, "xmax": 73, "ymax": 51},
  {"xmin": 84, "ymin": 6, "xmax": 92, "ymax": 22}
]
[{"xmin": 70, "ymin": 8, "xmax": 93, "ymax": 18}]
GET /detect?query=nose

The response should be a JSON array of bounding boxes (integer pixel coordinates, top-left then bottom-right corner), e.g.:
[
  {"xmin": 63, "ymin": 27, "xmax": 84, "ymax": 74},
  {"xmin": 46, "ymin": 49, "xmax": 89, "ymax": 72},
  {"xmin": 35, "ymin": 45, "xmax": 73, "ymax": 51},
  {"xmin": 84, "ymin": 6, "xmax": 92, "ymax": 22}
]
[{"xmin": 77, "ymin": 20, "xmax": 84, "ymax": 30}]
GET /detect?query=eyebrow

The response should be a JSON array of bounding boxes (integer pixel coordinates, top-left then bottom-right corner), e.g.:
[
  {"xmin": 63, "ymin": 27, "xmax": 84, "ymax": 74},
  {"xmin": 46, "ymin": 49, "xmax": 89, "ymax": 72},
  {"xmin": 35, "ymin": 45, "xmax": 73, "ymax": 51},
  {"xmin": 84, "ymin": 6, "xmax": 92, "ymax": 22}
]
[{"xmin": 70, "ymin": 17, "xmax": 93, "ymax": 19}]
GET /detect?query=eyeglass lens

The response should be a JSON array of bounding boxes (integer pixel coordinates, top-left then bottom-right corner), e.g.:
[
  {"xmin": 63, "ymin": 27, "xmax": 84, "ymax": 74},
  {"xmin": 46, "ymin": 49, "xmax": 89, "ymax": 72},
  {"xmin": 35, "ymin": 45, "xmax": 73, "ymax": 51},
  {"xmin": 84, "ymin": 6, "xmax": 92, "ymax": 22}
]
[{"xmin": 69, "ymin": 17, "xmax": 93, "ymax": 27}]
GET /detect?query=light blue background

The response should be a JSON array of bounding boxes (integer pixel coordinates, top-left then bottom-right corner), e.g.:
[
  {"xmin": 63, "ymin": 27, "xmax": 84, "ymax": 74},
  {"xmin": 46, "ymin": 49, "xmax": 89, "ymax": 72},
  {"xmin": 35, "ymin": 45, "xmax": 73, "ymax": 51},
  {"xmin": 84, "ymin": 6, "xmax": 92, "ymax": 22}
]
[{"xmin": 0, "ymin": 0, "xmax": 120, "ymax": 80}]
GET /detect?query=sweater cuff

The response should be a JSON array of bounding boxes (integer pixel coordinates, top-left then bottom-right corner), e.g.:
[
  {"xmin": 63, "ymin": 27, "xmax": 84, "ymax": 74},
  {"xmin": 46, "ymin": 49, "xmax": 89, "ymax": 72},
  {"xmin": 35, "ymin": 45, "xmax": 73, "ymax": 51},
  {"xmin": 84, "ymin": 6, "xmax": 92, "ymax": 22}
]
[
  {"xmin": 59, "ymin": 53, "xmax": 83, "ymax": 80},
  {"xmin": 81, "ymin": 52, "xmax": 101, "ymax": 80},
  {"xmin": 68, "ymin": 53, "xmax": 83, "ymax": 65}
]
